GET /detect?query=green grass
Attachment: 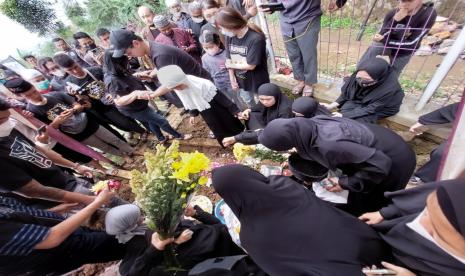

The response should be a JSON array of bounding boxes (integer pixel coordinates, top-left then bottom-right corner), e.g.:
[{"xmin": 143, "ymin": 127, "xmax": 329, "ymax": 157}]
[{"xmin": 399, "ymin": 75, "xmax": 428, "ymax": 91}]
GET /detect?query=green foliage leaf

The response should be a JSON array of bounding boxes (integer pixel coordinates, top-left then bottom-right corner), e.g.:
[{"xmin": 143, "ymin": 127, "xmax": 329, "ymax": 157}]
[{"xmin": 0, "ymin": 0, "xmax": 60, "ymax": 36}]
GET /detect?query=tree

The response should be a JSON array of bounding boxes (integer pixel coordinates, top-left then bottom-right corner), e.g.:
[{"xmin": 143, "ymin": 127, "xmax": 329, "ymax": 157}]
[{"xmin": 0, "ymin": 0, "xmax": 60, "ymax": 36}]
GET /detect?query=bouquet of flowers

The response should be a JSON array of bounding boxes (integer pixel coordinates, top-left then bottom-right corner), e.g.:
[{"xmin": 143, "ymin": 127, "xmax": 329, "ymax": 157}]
[
  {"xmin": 130, "ymin": 141, "xmax": 210, "ymax": 239},
  {"xmin": 233, "ymin": 143, "xmax": 287, "ymax": 164},
  {"xmin": 91, "ymin": 179, "xmax": 121, "ymax": 194}
]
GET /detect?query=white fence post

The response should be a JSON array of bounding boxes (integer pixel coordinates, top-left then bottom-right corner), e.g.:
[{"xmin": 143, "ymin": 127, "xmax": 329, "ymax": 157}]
[
  {"xmin": 255, "ymin": 0, "xmax": 277, "ymax": 73},
  {"xmin": 415, "ymin": 27, "xmax": 465, "ymax": 111}
]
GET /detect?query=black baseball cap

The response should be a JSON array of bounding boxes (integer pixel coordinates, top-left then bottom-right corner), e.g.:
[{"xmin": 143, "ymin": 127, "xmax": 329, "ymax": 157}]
[{"xmin": 110, "ymin": 29, "xmax": 138, "ymax": 58}]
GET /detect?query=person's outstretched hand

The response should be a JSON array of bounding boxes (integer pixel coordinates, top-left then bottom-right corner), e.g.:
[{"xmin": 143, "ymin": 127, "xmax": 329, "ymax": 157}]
[{"xmin": 359, "ymin": 211, "xmax": 384, "ymax": 225}]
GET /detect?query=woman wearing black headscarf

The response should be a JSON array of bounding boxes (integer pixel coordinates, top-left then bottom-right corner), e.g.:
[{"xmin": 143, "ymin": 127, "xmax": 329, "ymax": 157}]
[
  {"xmin": 291, "ymin": 96, "xmax": 331, "ymax": 118},
  {"xmin": 103, "ymin": 51, "xmax": 191, "ymax": 143},
  {"xmin": 105, "ymin": 204, "xmax": 257, "ymax": 276},
  {"xmin": 212, "ymin": 164, "xmax": 388, "ymax": 275},
  {"xmin": 222, "ymin": 83, "xmax": 293, "ymax": 147},
  {"xmin": 259, "ymin": 117, "xmax": 416, "ymax": 216},
  {"xmin": 359, "ymin": 178, "xmax": 465, "ymax": 275},
  {"xmin": 323, "ymin": 57, "xmax": 404, "ymax": 123}
]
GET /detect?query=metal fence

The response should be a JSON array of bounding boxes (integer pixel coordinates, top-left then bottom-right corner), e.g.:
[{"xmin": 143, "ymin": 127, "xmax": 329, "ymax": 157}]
[{"xmin": 260, "ymin": 0, "xmax": 465, "ymax": 107}]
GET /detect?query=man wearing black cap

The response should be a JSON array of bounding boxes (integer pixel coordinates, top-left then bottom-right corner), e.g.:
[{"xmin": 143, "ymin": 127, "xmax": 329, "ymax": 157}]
[
  {"xmin": 110, "ymin": 29, "xmax": 210, "ymax": 82},
  {"xmin": 359, "ymin": 178, "xmax": 465, "ymax": 275}
]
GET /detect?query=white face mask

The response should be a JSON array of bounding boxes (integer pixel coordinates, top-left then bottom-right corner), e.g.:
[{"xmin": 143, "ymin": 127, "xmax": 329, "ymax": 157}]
[
  {"xmin": 221, "ymin": 28, "xmax": 235, "ymax": 38},
  {"xmin": 191, "ymin": 16, "xmax": 204, "ymax": 23},
  {"xmin": 0, "ymin": 119, "xmax": 14, "ymax": 137},
  {"xmin": 208, "ymin": 15, "xmax": 216, "ymax": 25},
  {"xmin": 205, "ymin": 46, "xmax": 220, "ymax": 56},
  {"xmin": 51, "ymin": 69, "xmax": 66, "ymax": 78},
  {"xmin": 407, "ymin": 209, "xmax": 465, "ymax": 265}
]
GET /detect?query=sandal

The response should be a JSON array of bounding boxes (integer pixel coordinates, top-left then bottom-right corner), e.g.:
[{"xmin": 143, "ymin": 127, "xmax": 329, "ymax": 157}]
[
  {"xmin": 176, "ymin": 134, "xmax": 193, "ymax": 140},
  {"xmin": 302, "ymin": 85, "xmax": 314, "ymax": 97},
  {"xmin": 292, "ymin": 82, "xmax": 305, "ymax": 95}
]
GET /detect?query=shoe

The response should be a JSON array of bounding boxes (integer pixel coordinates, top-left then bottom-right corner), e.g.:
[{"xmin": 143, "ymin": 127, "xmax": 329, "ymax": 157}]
[
  {"xmin": 409, "ymin": 176, "xmax": 423, "ymax": 185},
  {"xmin": 175, "ymin": 134, "xmax": 193, "ymax": 140}
]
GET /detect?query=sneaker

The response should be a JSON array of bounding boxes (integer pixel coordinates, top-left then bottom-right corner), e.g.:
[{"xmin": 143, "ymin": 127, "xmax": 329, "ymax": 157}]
[{"xmin": 409, "ymin": 176, "xmax": 423, "ymax": 185}]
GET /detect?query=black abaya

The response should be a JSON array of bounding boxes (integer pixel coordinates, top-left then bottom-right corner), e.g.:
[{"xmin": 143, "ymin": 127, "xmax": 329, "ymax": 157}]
[
  {"xmin": 247, "ymin": 83, "xmax": 293, "ymax": 130},
  {"xmin": 259, "ymin": 117, "xmax": 416, "ymax": 216},
  {"xmin": 337, "ymin": 57, "xmax": 404, "ymax": 123},
  {"xmin": 415, "ymin": 103, "xmax": 459, "ymax": 182},
  {"xmin": 196, "ymin": 92, "xmax": 244, "ymax": 146},
  {"xmin": 234, "ymin": 83, "xmax": 293, "ymax": 145},
  {"xmin": 374, "ymin": 179, "xmax": 465, "ymax": 276},
  {"xmin": 119, "ymin": 208, "xmax": 245, "ymax": 276},
  {"xmin": 212, "ymin": 164, "xmax": 388, "ymax": 276}
]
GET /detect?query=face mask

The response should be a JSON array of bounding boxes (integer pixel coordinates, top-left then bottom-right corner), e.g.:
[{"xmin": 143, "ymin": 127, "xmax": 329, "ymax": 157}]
[
  {"xmin": 355, "ymin": 77, "xmax": 377, "ymax": 87},
  {"xmin": 36, "ymin": 79, "xmax": 51, "ymax": 91},
  {"xmin": 407, "ymin": 210, "xmax": 465, "ymax": 265},
  {"xmin": 208, "ymin": 15, "xmax": 216, "ymax": 25},
  {"xmin": 221, "ymin": 28, "xmax": 235, "ymax": 38},
  {"xmin": 173, "ymin": 11, "xmax": 182, "ymax": 18},
  {"xmin": 51, "ymin": 69, "xmax": 66, "ymax": 78},
  {"xmin": 0, "ymin": 119, "xmax": 14, "ymax": 137},
  {"xmin": 205, "ymin": 46, "xmax": 220, "ymax": 56},
  {"xmin": 86, "ymin": 43, "xmax": 97, "ymax": 50},
  {"xmin": 192, "ymin": 16, "xmax": 205, "ymax": 23}
]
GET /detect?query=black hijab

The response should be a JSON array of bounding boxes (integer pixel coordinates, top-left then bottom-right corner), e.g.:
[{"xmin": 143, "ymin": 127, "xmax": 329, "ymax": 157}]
[
  {"xmin": 212, "ymin": 164, "xmax": 387, "ymax": 275},
  {"xmin": 254, "ymin": 83, "xmax": 292, "ymax": 124},
  {"xmin": 340, "ymin": 57, "xmax": 402, "ymax": 103},
  {"xmin": 374, "ymin": 179, "xmax": 465, "ymax": 275},
  {"xmin": 258, "ymin": 116, "xmax": 376, "ymax": 169},
  {"xmin": 291, "ymin": 96, "xmax": 331, "ymax": 118}
]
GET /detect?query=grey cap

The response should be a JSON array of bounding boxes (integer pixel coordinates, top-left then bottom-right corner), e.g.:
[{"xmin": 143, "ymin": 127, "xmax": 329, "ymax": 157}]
[
  {"xmin": 153, "ymin": 15, "xmax": 170, "ymax": 29},
  {"xmin": 109, "ymin": 29, "xmax": 138, "ymax": 58}
]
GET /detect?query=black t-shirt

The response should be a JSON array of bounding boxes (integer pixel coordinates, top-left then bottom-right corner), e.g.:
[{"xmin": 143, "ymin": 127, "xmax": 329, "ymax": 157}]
[
  {"xmin": 66, "ymin": 67, "xmax": 114, "ymax": 113},
  {"xmin": 149, "ymin": 42, "xmax": 211, "ymax": 80},
  {"xmin": 105, "ymin": 75, "xmax": 148, "ymax": 112},
  {"xmin": 66, "ymin": 67, "xmax": 108, "ymax": 101},
  {"xmin": 0, "ymin": 130, "xmax": 77, "ymax": 193},
  {"xmin": 379, "ymin": 3, "xmax": 437, "ymax": 56},
  {"xmin": 226, "ymin": 29, "xmax": 270, "ymax": 93},
  {"xmin": 26, "ymin": 92, "xmax": 99, "ymax": 141}
]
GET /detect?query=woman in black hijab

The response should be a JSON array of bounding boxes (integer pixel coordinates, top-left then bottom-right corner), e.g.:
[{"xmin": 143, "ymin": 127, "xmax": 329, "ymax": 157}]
[
  {"xmin": 212, "ymin": 164, "xmax": 388, "ymax": 275},
  {"xmin": 323, "ymin": 57, "xmax": 404, "ymax": 123},
  {"xmin": 246, "ymin": 83, "xmax": 293, "ymax": 129},
  {"xmin": 258, "ymin": 117, "xmax": 416, "ymax": 216},
  {"xmin": 222, "ymin": 83, "xmax": 292, "ymax": 147},
  {"xmin": 111, "ymin": 205, "xmax": 249, "ymax": 276},
  {"xmin": 291, "ymin": 96, "xmax": 331, "ymax": 118},
  {"xmin": 359, "ymin": 178, "xmax": 465, "ymax": 275}
]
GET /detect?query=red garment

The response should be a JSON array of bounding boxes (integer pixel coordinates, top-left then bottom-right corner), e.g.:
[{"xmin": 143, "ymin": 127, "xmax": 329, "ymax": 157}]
[{"xmin": 155, "ymin": 28, "xmax": 201, "ymax": 63}]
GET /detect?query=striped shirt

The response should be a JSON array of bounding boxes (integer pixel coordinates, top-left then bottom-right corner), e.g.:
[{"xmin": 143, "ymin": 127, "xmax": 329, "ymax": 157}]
[{"xmin": 0, "ymin": 196, "xmax": 63, "ymax": 256}]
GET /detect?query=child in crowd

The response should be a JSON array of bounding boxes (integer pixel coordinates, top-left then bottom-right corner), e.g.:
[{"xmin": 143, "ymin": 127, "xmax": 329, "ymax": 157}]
[{"xmin": 200, "ymin": 30, "xmax": 245, "ymax": 110}]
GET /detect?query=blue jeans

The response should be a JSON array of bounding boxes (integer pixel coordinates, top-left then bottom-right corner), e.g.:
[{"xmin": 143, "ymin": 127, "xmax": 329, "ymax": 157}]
[{"xmin": 123, "ymin": 106, "xmax": 181, "ymax": 141}]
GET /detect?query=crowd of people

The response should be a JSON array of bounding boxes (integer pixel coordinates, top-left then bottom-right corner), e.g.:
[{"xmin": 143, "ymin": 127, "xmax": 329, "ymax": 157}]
[{"xmin": 1, "ymin": 0, "xmax": 463, "ymax": 275}]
